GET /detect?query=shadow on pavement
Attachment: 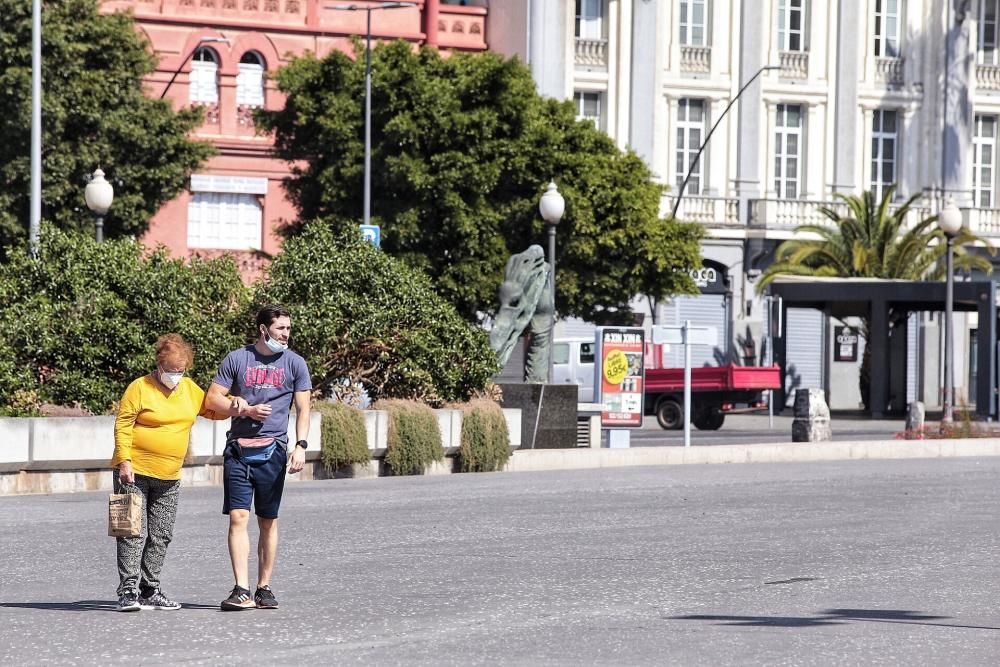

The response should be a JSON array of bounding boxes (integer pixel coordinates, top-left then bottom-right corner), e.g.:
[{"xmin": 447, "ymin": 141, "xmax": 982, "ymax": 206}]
[
  {"xmin": 0, "ymin": 600, "xmax": 219, "ymax": 612},
  {"xmin": 669, "ymin": 608, "xmax": 1000, "ymax": 630}
]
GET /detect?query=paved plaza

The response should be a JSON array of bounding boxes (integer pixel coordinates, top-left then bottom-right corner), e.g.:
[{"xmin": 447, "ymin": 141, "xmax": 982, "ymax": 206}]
[{"xmin": 2, "ymin": 457, "xmax": 999, "ymax": 665}]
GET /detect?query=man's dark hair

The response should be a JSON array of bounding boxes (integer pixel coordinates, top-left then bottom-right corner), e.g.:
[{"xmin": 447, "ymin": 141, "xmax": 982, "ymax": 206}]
[{"xmin": 256, "ymin": 304, "xmax": 291, "ymax": 331}]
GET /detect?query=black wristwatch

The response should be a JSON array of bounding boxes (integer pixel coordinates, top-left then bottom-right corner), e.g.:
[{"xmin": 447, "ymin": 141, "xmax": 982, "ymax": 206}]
[{"xmin": 294, "ymin": 440, "xmax": 308, "ymax": 450}]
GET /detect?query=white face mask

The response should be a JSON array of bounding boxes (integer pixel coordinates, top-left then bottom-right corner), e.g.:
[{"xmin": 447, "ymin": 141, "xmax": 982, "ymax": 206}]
[
  {"xmin": 159, "ymin": 369, "xmax": 184, "ymax": 389},
  {"xmin": 263, "ymin": 331, "xmax": 288, "ymax": 354}
]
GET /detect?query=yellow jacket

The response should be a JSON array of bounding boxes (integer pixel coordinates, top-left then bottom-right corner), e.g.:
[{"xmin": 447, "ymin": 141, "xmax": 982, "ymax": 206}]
[{"xmin": 111, "ymin": 376, "xmax": 226, "ymax": 480}]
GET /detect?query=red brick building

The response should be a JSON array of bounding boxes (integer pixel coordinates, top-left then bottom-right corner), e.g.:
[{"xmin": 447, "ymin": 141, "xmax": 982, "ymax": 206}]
[{"xmin": 100, "ymin": 0, "xmax": 488, "ymax": 269}]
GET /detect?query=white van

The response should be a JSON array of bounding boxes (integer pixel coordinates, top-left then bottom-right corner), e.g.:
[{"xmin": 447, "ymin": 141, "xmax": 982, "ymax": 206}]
[{"xmin": 553, "ymin": 338, "xmax": 596, "ymax": 402}]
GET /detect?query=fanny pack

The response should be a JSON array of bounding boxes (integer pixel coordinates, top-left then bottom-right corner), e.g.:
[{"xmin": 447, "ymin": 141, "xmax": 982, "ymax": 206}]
[{"xmin": 226, "ymin": 436, "xmax": 281, "ymax": 465}]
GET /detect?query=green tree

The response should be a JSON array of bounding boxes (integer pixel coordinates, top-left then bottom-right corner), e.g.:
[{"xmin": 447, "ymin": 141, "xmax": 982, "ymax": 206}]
[
  {"xmin": 251, "ymin": 223, "xmax": 498, "ymax": 405},
  {"xmin": 0, "ymin": 226, "xmax": 249, "ymax": 414},
  {"xmin": 258, "ymin": 41, "xmax": 702, "ymax": 323},
  {"xmin": 0, "ymin": 0, "xmax": 213, "ymax": 249},
  {"xmin": 757, "ymin": 187, "xmax": 993, "ymax": 407}
]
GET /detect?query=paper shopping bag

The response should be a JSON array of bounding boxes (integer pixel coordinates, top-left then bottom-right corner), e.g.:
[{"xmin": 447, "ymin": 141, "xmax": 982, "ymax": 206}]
[{"xmin": 108, "ymin": 489, "xmax": 143, "ymax": 538}]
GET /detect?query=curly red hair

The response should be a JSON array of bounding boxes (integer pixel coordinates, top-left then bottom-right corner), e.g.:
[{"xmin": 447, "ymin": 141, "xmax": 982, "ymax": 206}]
[{"xmin": 155, "ymin": 333, "xmax": 194, "ymax": 370}]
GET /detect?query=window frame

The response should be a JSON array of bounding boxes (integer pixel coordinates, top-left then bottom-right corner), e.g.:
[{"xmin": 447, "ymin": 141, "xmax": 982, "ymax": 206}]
[
  {"xmin": 870, "ymin": 109, "xmax": 899, "ymax": 202},
  {"xmin": 236, "ymin": 51, "xmax": 266, "ymax": 108},
  {"xmin": 774, "ymin": 103, "xmax": 803, "ymax": 199},
  {"xmin": 574, "ymin": 90, "xmax": 603, "ymax": 129},
  {"xmin": 575, "ymin": 0, "xmax": 604, "ymax": 40},
  {"xmin": 679, "ymin": 0, "xmax": 709, "ymax": 47},
  {"xmin": 189, "ymin": 47, "xmax": 220, "ymax": 105},
  {"xmin": 187, "ymin": 191, "xmax": 263, "ymax": 251},
  {"xmin": 980, "ymin": 0, "xmax": 1000, "ymax": 65},
  {"xmin": 777, "ymin": 0, "xmax": 806, "ymax": 52},
  {"xmin": 974, "ymin": 114, "xmax": 997, "ymax": 208},
  {"xmin": 676, "ymin": 98, "xmax": 707, "ymax": 196},
  {"xmin": 873, "ymin": 0, "xmax": 901, "ymax": 58}
]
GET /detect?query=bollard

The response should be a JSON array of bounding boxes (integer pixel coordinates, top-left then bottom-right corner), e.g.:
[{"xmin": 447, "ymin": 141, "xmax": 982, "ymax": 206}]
[
  {"xmin": 791, "ymin": 388, "xmax": 832, "ymax": 442},
  {"xmin": 905, "ymin": 401, "xmax": 925, "ymax": 440}
]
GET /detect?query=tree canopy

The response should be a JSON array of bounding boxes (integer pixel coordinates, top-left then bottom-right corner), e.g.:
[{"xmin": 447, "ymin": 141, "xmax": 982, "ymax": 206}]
[
  {"xmin": 0, "ymin": 0, "xmax": 213, "ymax": 250},
  {"xmin": 258, "ymin": 41, "xmax": 702, "ymax": 323}
]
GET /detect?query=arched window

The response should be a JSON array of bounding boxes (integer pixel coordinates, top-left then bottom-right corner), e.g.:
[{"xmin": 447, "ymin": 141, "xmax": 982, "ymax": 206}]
[
  {"xmin": 236, "ymin": 51, "xmax": 266, "ymax": 107},
  {"xmin": 189, "ymin": 47, "xmax": 220, "ymax": 104}
]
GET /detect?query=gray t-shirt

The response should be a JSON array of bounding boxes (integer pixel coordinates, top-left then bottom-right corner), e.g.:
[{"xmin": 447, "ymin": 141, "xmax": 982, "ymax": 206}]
[{"xmin": 212, "ymin": 345, "xmax": 312, "ymax": 441}]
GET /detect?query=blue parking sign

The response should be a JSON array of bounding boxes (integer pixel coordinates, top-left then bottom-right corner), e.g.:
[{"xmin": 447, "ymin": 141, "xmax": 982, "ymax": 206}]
[{"xmin": 359, "ymin": 224, "xmax": 381, "ymax": 248}]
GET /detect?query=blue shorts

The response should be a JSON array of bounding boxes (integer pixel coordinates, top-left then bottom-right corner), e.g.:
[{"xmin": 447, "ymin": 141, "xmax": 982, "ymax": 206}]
[{"xmin": 223, "ymin": 441, "xmax": 288, "ymax": 519}]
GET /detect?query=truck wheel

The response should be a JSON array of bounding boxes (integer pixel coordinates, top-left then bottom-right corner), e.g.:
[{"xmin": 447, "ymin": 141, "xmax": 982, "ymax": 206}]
[
  {"xmin": 693, "ymin": 409, "xmax": 726, "ymax": 431},
  {"xmin": 656, "ymin": 399, "xmax": 683, "ymax": 430}
]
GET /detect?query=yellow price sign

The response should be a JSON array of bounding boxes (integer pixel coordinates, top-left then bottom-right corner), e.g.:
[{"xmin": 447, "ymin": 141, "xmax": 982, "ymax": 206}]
[{"xmin": 603, "ymin": 349, "xmax": 629, "ymax": 386}]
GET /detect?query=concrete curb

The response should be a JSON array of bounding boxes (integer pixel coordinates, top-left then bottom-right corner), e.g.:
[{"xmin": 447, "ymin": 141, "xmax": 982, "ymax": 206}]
[{"xmin": 505, "ymin": 438, "xmax": 1000, "ymax": 472}]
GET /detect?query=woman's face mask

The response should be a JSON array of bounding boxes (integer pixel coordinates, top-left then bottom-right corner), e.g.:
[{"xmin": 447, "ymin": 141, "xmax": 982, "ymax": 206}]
[{"xmin": 158, "ymin": 367, "xmax": 184, "ymax": 389}]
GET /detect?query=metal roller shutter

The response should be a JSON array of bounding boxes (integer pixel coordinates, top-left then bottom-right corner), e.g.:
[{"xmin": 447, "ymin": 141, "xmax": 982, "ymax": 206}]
[
  {"xmin": 662, "ymin": 295, "xmax": 729, "ymax": 368},
  {"xmin": 784, "ymin": 308, "xmax": 825, "ymax": 407},
  {"xmin": 907, "ymin": 312, "xmax": 919, "ymax": 404}
]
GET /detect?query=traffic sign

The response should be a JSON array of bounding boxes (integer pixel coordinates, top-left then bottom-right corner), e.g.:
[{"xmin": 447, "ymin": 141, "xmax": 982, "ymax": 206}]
[
  {"xmin": 360, "ymin": 224, "xmax": 381, "ymax": 248},
  {"xmin": 652, "ymin": 324, "xmax": 717, "ymax": 346}
]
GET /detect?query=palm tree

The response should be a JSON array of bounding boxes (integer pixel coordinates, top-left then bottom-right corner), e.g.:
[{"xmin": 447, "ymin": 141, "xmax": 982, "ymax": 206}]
[{"xmin": 757, "ymin": 186, "xmax": 993, "ymax": 409}]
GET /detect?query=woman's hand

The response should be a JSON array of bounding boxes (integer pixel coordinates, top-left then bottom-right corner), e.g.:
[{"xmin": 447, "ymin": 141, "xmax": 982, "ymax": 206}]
[{"xmin": 118, "ymin": 461, "xmax": 135, "ymax": 484}]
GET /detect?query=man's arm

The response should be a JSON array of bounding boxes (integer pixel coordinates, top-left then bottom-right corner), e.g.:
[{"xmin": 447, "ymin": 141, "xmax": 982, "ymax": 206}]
[
  {"xmin": 288, "ymin": 390, "xmax": 311, "ymax": 474},
  {"xmin": 205, "ymin": 382, "xmax": 239, "ymax": 415}
]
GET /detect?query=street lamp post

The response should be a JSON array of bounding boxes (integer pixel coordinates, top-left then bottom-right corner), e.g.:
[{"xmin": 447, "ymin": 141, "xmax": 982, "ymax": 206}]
[
  {"xmin": 938, "ymin": 198, "xmax": 963, "ymax": 425},
  {"xmin": 329, "ymin": 2, "xmax": 416, "ymax": 227},
  {"xmin": 670, "ymin": 64, "xmax": 781, "ymax": 221},
  {"xmin": 29, "ymin": 0, "xmax": 41, "ymax": 257},
  {"xmin": 85, "ymin": 168, "xmax": 114, "ymax": 242},
  {"xmin": 539, "ymin": 181, "xmax": 565, "ymax": 383}
]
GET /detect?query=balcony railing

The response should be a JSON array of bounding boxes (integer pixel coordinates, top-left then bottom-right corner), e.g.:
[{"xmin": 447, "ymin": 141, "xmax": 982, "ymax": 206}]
[
  {"xmin": 779, "ymin": 51, "xmax": 808, "ymax": 78},
  {"xmin": 977, "ymin": 63, "xmax": 1000, "ymax": 91},
  {"xmin": 875, "ymin": 57, "xmax": 904, "ymax": 86},
  {"xmin": 575, "ymin": 38, "xmax": 608, "ymax": 69},
  {"xmin": 750, "ymin": 198, "xmax": 934, "ymax": 231},
  {"xmin": 965, "ymin": 207, "xmax": 1000, "ymax": 236},
  {"xmin": 680, "ymin": 45, "xmax": 711, "ymax": 73},
  {"xmin": 665, "ymin": 195, "xmax": 740, "ymax": 226}
]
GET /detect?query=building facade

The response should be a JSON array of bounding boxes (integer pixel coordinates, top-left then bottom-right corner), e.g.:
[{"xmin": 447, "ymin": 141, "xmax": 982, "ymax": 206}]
[
  {"xmin": 494, "ymin": 0, "xmax": 1000, "ymax": 414},
  {"xmin": 100, "ymin": 0, "xmax": 488, "ymax": 273}
]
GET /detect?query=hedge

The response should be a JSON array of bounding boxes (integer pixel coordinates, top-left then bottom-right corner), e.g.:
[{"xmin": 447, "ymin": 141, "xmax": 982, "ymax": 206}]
[
  {"xmin": 314, "ymin": 400, "xmax": 371, "ymax": 472},
  {"xmin": 455, "ymin": 399, "xmax": 510, "ymax": 473},
  {"xmin": 379, "ymin": 399, "xmax": 443, "ymax": 475}
]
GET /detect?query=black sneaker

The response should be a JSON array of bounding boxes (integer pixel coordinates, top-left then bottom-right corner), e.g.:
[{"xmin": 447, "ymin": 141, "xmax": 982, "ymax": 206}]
[
  {"xmin": 116, "ymin": 593, "xmax": 140, "ymax": 612},
  {"xmin": 139, "ymin": 589, "xmax": 181, "ymax": 610},
  {"xmin": 221, "ymin": 585, "xmax": 255, "ymax": 611},
  {"xmin": 254, "ymin": 585, "xmax": 278, "ymax": 609}
]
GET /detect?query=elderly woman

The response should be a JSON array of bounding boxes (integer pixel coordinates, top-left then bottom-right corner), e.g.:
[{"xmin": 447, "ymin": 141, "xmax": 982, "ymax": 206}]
[{"xmin": 110, "ymin": 334, "xmax": 232, "ymax": 612}]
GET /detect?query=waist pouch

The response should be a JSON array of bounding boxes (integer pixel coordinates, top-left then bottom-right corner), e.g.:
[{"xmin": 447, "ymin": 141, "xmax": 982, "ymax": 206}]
[{"xmin": 226, "ymin": 437, "xmax": 283, "ymax": 465}]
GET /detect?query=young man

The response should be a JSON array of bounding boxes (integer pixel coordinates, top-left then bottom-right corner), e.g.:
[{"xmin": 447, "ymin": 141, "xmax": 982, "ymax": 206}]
[{"xmin": 206, "ymin": 304, "xmax": 312, "ymax": 610}]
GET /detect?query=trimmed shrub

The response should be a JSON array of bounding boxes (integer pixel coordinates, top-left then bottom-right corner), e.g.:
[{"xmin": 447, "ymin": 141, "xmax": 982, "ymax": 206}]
[
  {"xmin": 251, "ymin": 224, "xmax": 498, "ymax": 406},
  {"xmin": 380, "ymin": 399, "xmax": 443, "ymax": 475},
  {"xmin": 315, "ymin": 401, "xmax": 371, "ymax": 472},
  {"xmin": 456, "ymin": 399, "xmax": 510, "ymax": 473},
  {"xmin": 0, "ymin": 226, "xmax": 248, "ymax": 414}
]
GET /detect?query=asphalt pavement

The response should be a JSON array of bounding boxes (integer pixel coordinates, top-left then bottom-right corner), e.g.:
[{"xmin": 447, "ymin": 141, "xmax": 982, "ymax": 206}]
[{"xmin": 2, "ymin": 457, "xmax": 999, "ymax": 665}]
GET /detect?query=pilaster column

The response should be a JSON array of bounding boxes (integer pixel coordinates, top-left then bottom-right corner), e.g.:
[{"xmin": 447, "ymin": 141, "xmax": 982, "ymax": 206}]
[{"xmin": 832, "ymin": 0, "xmax": 860, "ymax": 194}]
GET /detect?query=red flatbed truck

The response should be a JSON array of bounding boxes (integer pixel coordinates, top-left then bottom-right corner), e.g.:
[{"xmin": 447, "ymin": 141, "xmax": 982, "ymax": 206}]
[{"xmin": 645, "ymin": 364, "xmax": 782, "ymax": 431}]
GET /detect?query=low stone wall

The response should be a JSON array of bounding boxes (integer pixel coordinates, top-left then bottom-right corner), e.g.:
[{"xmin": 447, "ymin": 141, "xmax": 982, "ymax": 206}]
[{"xmin": 0, "ymin": 408, "xmax": 523, "ymax": 495}]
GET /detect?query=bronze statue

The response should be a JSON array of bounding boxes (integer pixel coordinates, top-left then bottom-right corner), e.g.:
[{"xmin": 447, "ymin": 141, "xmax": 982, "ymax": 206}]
[{"xmin": 489, "ymin": 245, "xmax": 552, "ymax": 383}]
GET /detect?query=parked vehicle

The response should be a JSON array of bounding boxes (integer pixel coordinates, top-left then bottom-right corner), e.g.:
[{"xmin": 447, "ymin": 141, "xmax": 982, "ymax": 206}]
[{"xmin": 553, "ymin": 338, "xmax": 781, "ymax": 430}]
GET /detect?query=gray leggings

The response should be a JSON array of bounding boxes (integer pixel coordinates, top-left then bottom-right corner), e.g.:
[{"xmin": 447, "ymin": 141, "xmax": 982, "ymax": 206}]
[{"xmin": 114, "ymin": 471, "xmax": 180, "ymax": 597}]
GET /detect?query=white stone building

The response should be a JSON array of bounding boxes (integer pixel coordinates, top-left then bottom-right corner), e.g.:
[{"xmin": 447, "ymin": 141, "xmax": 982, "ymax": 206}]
[{"xmin": 490, "ymin": 0, "xmax": 1000, "ymax": 416}]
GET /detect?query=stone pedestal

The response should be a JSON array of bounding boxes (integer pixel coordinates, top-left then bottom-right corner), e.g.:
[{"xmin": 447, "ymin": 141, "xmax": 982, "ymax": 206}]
[
  {"xmin": 905, "ymin": 401, "xmax": 925, "ymax": 439},
  {"xmin": 792, "ymin": 388, "xmax": 832, "ymax": 442},
  {"xmin": 498, "ymin": 383, "xmax": 577, "ymax": 449}
]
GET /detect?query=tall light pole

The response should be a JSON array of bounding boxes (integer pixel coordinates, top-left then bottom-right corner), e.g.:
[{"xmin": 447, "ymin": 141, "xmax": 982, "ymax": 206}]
[
  {"xmin": 330, "ymin": 2, "xmax": 416, "ymax": 227},
  {"xmin": 29, "ymin": 0, "xmax": 41, "ymax": 257},
  {"xmin": 85, "ymin": 168, "xmax": 114, "ymax": 243},
  {"xmin": 938, "ymin": 198, "xmax": 963, "ymax": 425},
  {"xmin": 539, "ymin": 181, "xmax": 565, "ymax": 383},
  {"xmin": 670, "ymin": 64, "xmax": 781, "ymax": 221}
]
